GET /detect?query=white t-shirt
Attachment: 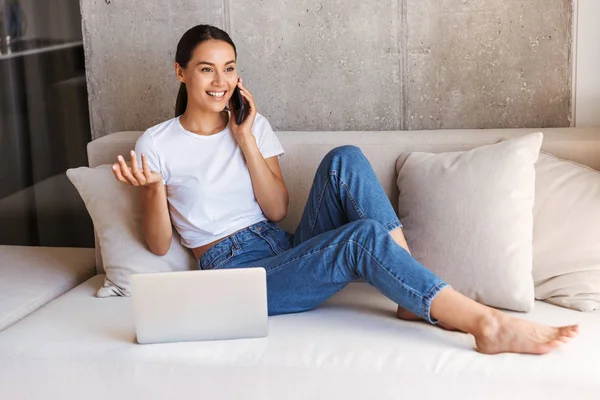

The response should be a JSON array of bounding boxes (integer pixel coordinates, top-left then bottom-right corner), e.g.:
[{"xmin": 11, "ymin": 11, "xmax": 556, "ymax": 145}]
[{"xmin": 134, "ymin": 112, "xmax": 285, "ymax": 249}]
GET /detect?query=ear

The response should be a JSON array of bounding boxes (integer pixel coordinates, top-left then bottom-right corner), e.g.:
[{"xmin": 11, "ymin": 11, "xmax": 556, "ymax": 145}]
[{"xmin": 174, "ymin": 62, "xmax": 186, "ymax": 84}]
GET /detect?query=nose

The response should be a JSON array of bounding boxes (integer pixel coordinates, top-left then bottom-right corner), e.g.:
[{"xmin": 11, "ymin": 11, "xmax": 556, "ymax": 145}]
[{"xmin": 212, "ymin": 70, "xmax": 225, "ymax": 86}]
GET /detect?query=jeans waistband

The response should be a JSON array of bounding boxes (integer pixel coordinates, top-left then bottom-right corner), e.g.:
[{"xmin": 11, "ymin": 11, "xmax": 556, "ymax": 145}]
[{"xmin": 230, "ymin": 220, "xmax": 276, "ymax": 244}]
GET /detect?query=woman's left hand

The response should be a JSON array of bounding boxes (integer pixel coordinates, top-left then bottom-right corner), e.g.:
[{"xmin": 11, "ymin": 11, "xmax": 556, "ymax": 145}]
[{"xmin": 229, "ymin": 77, "xmax": 258, "ymax": 144}]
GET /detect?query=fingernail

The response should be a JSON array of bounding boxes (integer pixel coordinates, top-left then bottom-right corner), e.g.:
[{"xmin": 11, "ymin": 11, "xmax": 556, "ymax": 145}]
[
  {"xmin": 130, "ymin": 150, "xmax": 135, "ymax": 156},
  {"xmin": 112, "ymin": 165, "xmax": 117, "ymax": 170},
  {"xmin": 118, "ymin": 155, "xmax": 123, "ymax": 161}
]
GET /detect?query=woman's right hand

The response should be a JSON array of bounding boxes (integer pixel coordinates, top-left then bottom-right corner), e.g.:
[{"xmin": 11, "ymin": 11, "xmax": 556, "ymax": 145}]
[{"xmin": 112, "ymin": 150, "xmax": 163, "ymax": 187}]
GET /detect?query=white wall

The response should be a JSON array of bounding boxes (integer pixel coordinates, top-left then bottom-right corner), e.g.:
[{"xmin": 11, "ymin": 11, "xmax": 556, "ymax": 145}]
[{"xmin": 575, "ymin": 0, "xmax": 600, "ymax": 127}]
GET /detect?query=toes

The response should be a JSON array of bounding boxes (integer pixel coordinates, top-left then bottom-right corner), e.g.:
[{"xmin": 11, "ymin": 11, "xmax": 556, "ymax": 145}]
[
  {"xmin": 549, "ymin": 339, "xmax": 562, "ymax": 348},
  {"xmin": 559, "ymin": 325, "xmax": 580, "ymax": 338},
  {"xmin": 569, "ymin": 324, "xmax": 580, "ymax": 335},
  {"xmin": 535, "ymin": 340, "xmax": 562, "ymax": 355},
  {"xmin": 557, "ymin": 335, "xmax": 571, "ymax": 343}
]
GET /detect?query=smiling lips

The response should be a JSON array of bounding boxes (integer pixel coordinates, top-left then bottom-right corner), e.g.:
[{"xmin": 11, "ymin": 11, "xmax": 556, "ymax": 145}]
[{"xmin": 207, "ymin": 91, "xmax": 227, "ymax": 100}]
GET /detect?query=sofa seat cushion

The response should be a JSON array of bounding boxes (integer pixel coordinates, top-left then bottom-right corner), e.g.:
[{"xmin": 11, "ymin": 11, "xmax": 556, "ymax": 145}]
[
  {"xmin": 0, "ymin": 246, "xmax": 96, "ymax": 331},
  {"xmin": 0, "ymin": 275, "xmax": 598, "ymax": 399}
]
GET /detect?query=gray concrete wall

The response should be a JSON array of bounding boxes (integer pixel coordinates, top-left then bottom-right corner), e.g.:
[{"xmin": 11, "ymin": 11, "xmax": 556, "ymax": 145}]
[{"xmin": 81, "ymin": 0, "xmax": 572, "ymax": 138}]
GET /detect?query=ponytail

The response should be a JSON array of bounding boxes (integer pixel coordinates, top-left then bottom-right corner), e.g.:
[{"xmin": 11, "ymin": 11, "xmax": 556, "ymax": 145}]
[{"xmin": 175, "ymin": 83, "xmax": 188, "ymax": 117}]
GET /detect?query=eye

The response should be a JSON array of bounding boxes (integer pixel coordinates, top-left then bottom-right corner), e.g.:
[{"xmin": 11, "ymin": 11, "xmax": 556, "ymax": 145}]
[
  {"xmin": 201, "ymin": 67, "xmax": 212, "ymax": 73},
  {"xmin": 226, "ymin": 66, "xmax": 235, "ymax": 72}
]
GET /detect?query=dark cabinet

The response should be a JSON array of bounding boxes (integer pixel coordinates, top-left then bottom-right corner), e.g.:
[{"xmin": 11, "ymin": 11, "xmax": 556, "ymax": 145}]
[{"xmin": 0, "ymin": 42, "xmax": 94, "ymax": 247}]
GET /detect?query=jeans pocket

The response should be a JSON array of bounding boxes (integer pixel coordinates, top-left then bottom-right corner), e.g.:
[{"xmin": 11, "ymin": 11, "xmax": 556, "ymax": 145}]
[
  {"xmin": 248, "ymin": 222, "xmax": 292, "ymax": 255},
  {"xmin": 198, "ymin": 238, "xmax": 236, "ymax": 270}
]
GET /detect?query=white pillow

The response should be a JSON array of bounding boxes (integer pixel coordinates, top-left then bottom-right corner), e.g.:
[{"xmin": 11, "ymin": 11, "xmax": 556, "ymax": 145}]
[
  {"xmin": 395, "ymin": 133, "xmax": 543, "ymax": 312},
  {"xmin": 67, "ymin": 165, "xmax": 196, "ymax": 297},
  {"xmin": 533, "ymin": 152, "xmax": 600, "ymax": 311}
]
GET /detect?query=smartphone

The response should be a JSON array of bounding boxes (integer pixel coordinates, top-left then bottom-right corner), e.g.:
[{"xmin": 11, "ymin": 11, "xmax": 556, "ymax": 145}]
[{"xmin": 231, "ymin": 86, "xmax": 247, "ymax": 125}]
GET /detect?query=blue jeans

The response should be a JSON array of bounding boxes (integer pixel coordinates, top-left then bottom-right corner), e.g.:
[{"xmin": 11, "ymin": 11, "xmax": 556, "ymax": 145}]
[{"xmin": 198, "ymin": 146, "xmax": 448, "ymax": 323}]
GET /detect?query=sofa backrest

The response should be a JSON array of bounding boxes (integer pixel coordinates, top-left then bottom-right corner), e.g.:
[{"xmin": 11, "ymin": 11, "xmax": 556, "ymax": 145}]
[{"xmin": 88, "ymin": 127, "xmax": 600, "ymax": 274}]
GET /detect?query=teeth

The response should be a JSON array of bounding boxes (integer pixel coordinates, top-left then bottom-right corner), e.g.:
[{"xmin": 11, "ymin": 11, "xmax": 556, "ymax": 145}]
[{"xmin": 207, "ymin": 91, "xmax": 225, "ymax": 97}]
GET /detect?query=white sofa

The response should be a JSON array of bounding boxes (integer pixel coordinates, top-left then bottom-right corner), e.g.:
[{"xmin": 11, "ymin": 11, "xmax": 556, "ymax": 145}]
[{"xmin": 1, "ymin": 127, "xmax": 600, "ymax": 399}]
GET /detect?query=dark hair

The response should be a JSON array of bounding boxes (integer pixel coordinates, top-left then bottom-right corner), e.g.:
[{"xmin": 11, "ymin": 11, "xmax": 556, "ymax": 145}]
[{"xmin": 174, "ymin": 25, "xmax": 237, "ymax": 117}]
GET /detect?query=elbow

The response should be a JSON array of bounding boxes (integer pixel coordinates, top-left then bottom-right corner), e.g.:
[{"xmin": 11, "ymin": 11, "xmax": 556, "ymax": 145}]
[
  {"xmin": 268, "ymin": 207, "xmax": 288, "ymax": 223},
  {"xmin": 148, "ymin": 242, "xmax": 171, "ymax": 256},
  {"xmin": 146, "ymin": 236, "xmax": 172, "ymax": 256},
  {"xmin": 269, "ymin": 214, "xmax": 286, "ymax": 223},
  {"xmin": 271, "ymin": 193, "xmax": 289, "ymax": 222}
]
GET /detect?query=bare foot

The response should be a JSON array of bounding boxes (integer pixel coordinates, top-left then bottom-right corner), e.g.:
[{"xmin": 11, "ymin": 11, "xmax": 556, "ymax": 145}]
[
  {"xmin": 474, "ymin": 310, "xmax": 580, "ymax": 355},
  {"xmin": 396, "ymin": 306, "xmax": 462, "ymax": 332}
]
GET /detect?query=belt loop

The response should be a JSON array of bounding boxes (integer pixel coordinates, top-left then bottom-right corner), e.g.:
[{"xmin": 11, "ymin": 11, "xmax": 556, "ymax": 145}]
[{"xmin": 231, "ymin": 233, "xmax": 241, "ymax": 250}]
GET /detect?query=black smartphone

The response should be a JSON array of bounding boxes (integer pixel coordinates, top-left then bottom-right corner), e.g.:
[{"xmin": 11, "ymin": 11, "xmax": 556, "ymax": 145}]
[{"xmin": 231, "ymin": 86, "xmax": 247, "ymax": 125}]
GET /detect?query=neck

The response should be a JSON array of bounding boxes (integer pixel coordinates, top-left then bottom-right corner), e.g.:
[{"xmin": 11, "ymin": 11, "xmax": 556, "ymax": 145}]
[{"xmin": 179, "ymin": 104, "xmax": 229, "ymax": 136}]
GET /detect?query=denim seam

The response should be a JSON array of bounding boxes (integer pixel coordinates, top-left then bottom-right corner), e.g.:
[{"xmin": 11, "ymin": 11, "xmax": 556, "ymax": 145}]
[
  {"xmin": 339, "ymin": 178, "xmax": 366, "ymax": 220},
  {"xmin": 231, "ymin": 234, "xmax": 241, "ymax": 251},
  {"xmin": 266, "ymin": 241, "xmax": 347, "ymax": 275},
  {"xmin": 258, "ymin": 231, "xmax": 282, "ymax": 255},
  {"xmin": 210, "ymin": 248, "xmax": 235, "ymax": 269},
  {"xmin": 210, "ymin": 246, "xmax": 235, "ymax": 269},
  {"xmin": 346, "ymin": 239, "xmax": 425, "ymax": 300},
  {"xmin": 266, "ymin": 238, "xmax": 424, "ymax": 302},
  {"xmin": 384, "ymin": 220, "xmax": 403, "ymax": 232},
  {"xmin": 421, "ymin": 281, "xmax": 448, "ymax": 324},
  {"xmin": 247, "ymin": 224, "xmax": 283, "ymax": 255},
  {"xmin": 308, "ymin": 174, "xmax": 334, "ymax": 238},
  {"xmin": 202, "ymin": 239, "xmax": 237, "ymax": 269}
]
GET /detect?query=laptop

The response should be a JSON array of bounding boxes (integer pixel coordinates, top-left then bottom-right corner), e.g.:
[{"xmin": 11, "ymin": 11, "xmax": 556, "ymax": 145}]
[{"xmin": 130, "ymin": 268, "xmax": 268, "ymax": 344}]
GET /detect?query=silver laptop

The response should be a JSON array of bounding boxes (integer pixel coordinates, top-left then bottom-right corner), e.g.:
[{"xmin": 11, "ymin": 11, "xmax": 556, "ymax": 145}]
[{"xmin": 130, "ymin": 268, "xmax": 268, "ymax": 344}]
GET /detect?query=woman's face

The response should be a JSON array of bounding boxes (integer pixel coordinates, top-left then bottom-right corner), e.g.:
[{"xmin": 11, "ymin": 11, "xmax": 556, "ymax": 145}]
[{"xmin": 176, "ymin": 39, "xmax": 238, "ymax": 114}]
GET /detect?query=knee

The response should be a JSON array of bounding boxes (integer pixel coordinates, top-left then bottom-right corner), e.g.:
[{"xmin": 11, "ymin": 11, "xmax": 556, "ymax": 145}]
[
  {"xmin": 350, "ymin": 219, "xmax": 385, "ymax": 236},
  {"xmin": 341, "ymin": 220, "xmax": 389, "ymax": 256},
  {"xmin": 323, "ymin": 145, "xmax": 366, "ymax": 167},
  {"xmin": 327, "ymin": 145, "xmax": 363, "ymax": 159}
]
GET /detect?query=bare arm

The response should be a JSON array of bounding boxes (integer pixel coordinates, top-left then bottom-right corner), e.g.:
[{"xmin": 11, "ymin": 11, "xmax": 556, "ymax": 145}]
[
  {"xmin": 139, "ymin": 182, "xmax": 172, "ymax": 255},
  {"xmin": 113, "ymin": 150, "xmax": 172, "ymax": 256},
  {"xmin": 229, "ymin": 78, "xmax": 288, "ymax": 222},
  {"xmin": 239, "ymin": 137, "xmax": 289, "ymax": 222}
]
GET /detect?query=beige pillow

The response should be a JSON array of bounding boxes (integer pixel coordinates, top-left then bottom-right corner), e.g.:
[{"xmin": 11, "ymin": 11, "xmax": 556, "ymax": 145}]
[
  {"xmin": 533, "ymin": 152, "xmax": 600, "ymax": 311},
  {"xmin": 395, "ymin": 133, "xmax": 543, "ymax": 312},
  {"xmin": 67, "ymin": 165, "xmax": 195, "ymax": 297}
]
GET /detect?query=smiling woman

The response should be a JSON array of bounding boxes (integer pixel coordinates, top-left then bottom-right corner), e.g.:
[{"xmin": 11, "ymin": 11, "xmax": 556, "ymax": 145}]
[
  {"xmin": 112, "ymin": 25, "xmax": 288, "ymax": 259},
  {"xmin": 174, "ymin": 26, "xmax": 238, "ymax": 118},
  {"xmin": 109, "ymin": 24, "xmax": 579, "ymax": 356}
]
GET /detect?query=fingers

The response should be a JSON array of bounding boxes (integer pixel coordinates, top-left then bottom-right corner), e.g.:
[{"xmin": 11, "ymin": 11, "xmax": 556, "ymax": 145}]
[
  {"xmin": 141, "ymin": 153, "xmax": 153, "ymax": 180},
  {"xmin": 237, "ymin": 78, "xmax": 253, "ymax": 98},
  {"xmin": 116, "ymin": 155, "xmax": 139, "ymax": 185},
  {"xmin": 129, "ymin": 150, "xmax": 147, "ymax": 185},
  {"xmin": 239, "ymin": 90, "xmax": 256, "ymax": 118},
  {"xmin": 228, "ymin": 98, "xmax": 238, "ymax": 127},
  {"xmin": 237, "ymin": 79, "xmax": 257, "ymax": 116},
  {"xmin": 112, "ymin": 163, "xmax": 128, "ymax": 184}
]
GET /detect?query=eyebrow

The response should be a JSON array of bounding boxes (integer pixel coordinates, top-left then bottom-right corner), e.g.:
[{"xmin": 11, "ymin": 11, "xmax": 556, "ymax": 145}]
[{"xmin": 196, "ymin": 60, "xmax": 236, "ymax": 66}]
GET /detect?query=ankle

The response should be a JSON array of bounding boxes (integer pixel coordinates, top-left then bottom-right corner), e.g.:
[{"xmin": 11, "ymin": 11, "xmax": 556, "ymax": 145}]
[{"xmin": 471, "ymin": 309, "xmax": 502, "ymax": 339}]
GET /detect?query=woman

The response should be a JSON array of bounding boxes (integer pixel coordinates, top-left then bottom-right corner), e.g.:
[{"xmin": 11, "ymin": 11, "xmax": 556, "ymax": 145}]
[{"xmin": 112, "ymin": 24, "xmax": 578, "ymax": 354}]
